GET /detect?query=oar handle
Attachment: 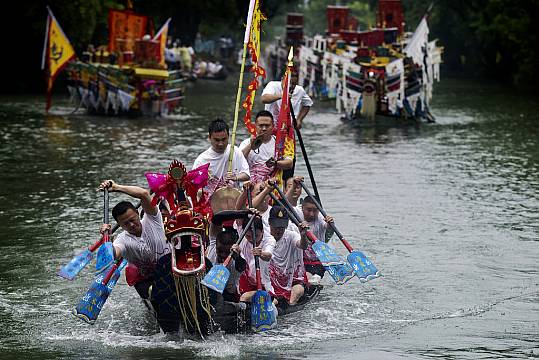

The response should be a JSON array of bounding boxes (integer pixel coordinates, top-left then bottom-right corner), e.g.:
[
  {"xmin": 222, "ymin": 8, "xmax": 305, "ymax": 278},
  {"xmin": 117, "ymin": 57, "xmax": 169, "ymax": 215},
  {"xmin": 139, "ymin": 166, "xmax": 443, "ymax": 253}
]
[
  {"xmin": 268, "ymin": 191, "xmax": 319, "ymax": 245},
  {"xmin": 222, "ymin": 213, "xmax": 256, "ymax": 267},
  {"xmin": 299, "ymin": 181, "xmax": 354, "ymax": 253},
  {"xmin": 102, "ymin": 257, "xmax": 123, "ymax": 285},
  {"xmin": 103, "ymin": 189, "xmax": 109, "ymax": 225},
  {"xmin": 247, "ymin": 188, "xmax": 262, "ymax": 291},
  {"xmin": 289, "ymin": 100, "xmax": 321, "ymax": 205}
]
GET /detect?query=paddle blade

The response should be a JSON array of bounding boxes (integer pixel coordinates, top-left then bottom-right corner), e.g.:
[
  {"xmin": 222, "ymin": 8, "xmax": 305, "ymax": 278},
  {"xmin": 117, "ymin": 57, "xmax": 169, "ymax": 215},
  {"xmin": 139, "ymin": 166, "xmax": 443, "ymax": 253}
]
[
  {"xmin": 57, "ymin": 249, "xmax": 93, "ymax": 280},
  {"xmin": 312, "ymin": 240, "xmax": 346, "ymax": 266},
  {"xmin": 73, "ymin": 260, "xmax": 127, "ymax": 324},
  {"xmin": 347, "ymin": 251, "xmax": 381, "ymax": 282},
  {"xmin": 95, "ymin": 242, "xmax": 114, "ymax": 274},
  {"xmin": 325, "ymin": 262, "xmax": 355, "ymax": 285},
  {"xmin": 201, "ymin": 264, "xmax": 230, "ymax": 294},
  {"xmin": 251, "ymin": 290, "xmax": 277, "ymax": 332}
]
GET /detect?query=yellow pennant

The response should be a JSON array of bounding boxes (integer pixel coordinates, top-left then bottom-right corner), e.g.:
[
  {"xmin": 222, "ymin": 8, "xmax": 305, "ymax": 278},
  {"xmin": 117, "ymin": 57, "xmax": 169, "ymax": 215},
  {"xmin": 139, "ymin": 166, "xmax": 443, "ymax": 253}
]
[{"xmin": 47, "ymin": 12, "xmax": 75, "ymax": 81}]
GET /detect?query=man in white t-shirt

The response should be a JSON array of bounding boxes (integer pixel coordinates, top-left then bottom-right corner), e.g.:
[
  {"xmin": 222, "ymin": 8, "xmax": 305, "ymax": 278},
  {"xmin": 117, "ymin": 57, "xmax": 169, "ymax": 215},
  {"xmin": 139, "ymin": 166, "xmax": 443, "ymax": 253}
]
[
  {"xmin": 193, "ymin": 118, "xmax": 250, "ymax": 197},
  {"xmin": 239, "ymin": 110, "xmax": 293, "ymax": 183},
  {"xmin": 238, "ymin": 216, "xmax": 276, "ymax": 302},
  {"xmin": 99, "ymin": 180, "xmax": 169, "ymax": 298},
  {"xmin": 294, "ymin": 195, "xmax": 335, "ymax": 281},
  {"xmin": 261, "ymin": 68, "xmax": 313, "ymax": 129},
  {"xmin": 267, "ymin": 206, "xmax": 308, "ymax": 305}
]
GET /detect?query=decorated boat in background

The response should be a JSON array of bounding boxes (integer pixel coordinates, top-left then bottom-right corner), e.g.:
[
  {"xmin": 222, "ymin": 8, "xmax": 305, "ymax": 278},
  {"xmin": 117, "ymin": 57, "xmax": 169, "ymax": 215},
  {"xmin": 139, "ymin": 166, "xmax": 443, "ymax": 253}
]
[
  {"xmin": 43, "ymin": 6, "xmax": 184, "ymax": 116},
  {"xmin": 266, "ymin": 0, "xmax": 443, "ymax": 124}
]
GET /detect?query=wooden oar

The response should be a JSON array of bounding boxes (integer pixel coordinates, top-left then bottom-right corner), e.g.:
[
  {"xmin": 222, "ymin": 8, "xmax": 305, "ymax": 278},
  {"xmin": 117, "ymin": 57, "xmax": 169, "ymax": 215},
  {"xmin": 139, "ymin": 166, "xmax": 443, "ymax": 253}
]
[
  {"xmin": 73, "ymin": 257, "xmax": 128, "ymax": 324},
  {"xmin": 57, "ymin": 199, "xmax": 140, "ymax": 280},
  {"xmin": 299, "ymin": 181, "xmax": 381, "ymax": 282},
  {"xmin": 289, "ymin": 100, "xmax": 321, "ymax": 205},
  {"xmin": 268, "ymin": 190, "xmax": 353, "ymax": 285},
  {"xmin": 248, "ymin": 187, "xmax": 276, "ymax": 332},
  {"xmin": 201, "ymin": 214, "xmax": 256, "ymax": 293}
]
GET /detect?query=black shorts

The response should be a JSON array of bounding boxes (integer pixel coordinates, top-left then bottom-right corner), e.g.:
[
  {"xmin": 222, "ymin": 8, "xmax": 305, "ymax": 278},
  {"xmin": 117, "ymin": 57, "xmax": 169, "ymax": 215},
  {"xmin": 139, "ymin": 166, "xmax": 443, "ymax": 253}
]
[{"xmin": 305, "ymin": 264, "xmax": 325, "ymax": 278}]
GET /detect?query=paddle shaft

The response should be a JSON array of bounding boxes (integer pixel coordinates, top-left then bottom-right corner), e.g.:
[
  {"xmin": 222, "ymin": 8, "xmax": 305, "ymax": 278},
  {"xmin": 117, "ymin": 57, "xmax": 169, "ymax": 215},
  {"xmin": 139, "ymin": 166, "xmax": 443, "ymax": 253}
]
[
  {"xmin": 222, "ymin": 214, "xmax": 256, "ymax": 267},
  {"xmin": 299, "ymin": 182, "xmax": 354, "ymax": 253},
  {"xmin": 289, "ymin": 100, "xmax": 321, "ymax": 205},
  {"xmin": 247, "ymin": 188, "xmax": 262, "ymax": 290},
  {"xmin": 268, "ymin": 190, "xmax": 318, "ymax": 244},
  {"xmin": 102, "ymin": 257, "xmax": 124, "ymax": 285},
  {"xmin": 87, "ymin": 200, "xmax": 142, "ymax": 252},
  {"xmin": 102, "ymin": 189, "xmax": 110, "ymax": 242}
]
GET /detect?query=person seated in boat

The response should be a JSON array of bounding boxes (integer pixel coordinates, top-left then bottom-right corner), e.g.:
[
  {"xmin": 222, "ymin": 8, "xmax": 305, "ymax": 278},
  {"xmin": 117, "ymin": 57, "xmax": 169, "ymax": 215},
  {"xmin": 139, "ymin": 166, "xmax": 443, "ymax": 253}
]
[
  {"xmin": 98, "ymin": 180, "xmax": 169, "ymax": 299},
  {"xmin": 261, "ymin": 67, "xmax": 313, "ymax": 130},
  {"xmin": 193, "ymin": 118, "xmax": 250, "ymax": 198},
  {"xmin": 285, "ymin": 175, "xmax": 304, "ymax": 207},
  {"xmin": 238, "ymin": 216, "xmax": 275, "ymax": 303},
  {"xmin": 286, "ymin": 178, "xmax": 335, "ymax": 281},
  {"xmin": 239, "ymin": 110, "xmax": 293, "ymax": 183},
  {"xmin": 300, "ymin": 195, "xmax": 335, "ymax": 281},
  {"xmin": 206, "ymin": 208, "xmax": 258, "ymax": 302},
  {"xmin": 267, "ymin": 206, "xmax": 309, "ymax": 306}
]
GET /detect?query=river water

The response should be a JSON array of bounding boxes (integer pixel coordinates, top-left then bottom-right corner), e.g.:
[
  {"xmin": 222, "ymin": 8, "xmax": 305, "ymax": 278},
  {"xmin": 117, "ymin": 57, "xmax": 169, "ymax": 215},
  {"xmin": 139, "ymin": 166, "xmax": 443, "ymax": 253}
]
[{"xmin": 0, "ymin": 77, "xmax": 537, "ymax": 359}]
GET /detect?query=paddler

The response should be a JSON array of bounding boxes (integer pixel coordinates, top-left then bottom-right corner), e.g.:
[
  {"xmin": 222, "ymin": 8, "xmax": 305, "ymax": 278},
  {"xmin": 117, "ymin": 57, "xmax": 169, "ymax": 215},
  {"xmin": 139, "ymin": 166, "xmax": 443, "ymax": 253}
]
[
  {"xmin": 286, "ymin": 177, "xmax": 335, "ymax": 281},
  {"xmin": 193, "ymin": 118, "xmax": 250, "ymax": 197},
  {"xmin": 267, "ymin": 206, "xmax": 309, "ymax": 306},
  {"xmin": 98, "ymin": 180, "xmax": 170, "ymax": 299},
  {"xmin": 239, "ymin": 110, "xmax": 293, "ymax": 183}
]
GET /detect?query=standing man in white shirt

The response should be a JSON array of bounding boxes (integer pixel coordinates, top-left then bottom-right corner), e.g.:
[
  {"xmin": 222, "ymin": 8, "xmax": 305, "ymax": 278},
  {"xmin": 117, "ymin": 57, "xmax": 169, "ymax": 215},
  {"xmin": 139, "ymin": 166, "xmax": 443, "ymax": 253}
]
[
  {"xmin": 192, "ymin": 118, "xmax": 250, "ymax": 197},
  {"xmin": 239, "ymin": 110, "xmax": 293, "ymax": 183},
  {"xmin": 261, "ymin": 67, "xmax": 313, "ymax": 130},
  {"xmin": 261, "ymin": 67, "xmax": 313, "ymax": 181}
]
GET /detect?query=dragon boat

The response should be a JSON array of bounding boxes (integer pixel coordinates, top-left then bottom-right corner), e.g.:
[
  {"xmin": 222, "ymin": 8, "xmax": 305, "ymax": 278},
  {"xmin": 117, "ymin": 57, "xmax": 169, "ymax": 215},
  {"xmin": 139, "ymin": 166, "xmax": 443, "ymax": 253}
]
[
  {"xmin": 62, "ymin": 8, "xmax": 184, "ymax": 117},
  {"xmin": 266, "ymin": 0, "xmax": 443, "ymax": 125},
  {"xmin": 139, "ymin": 160, "xmax": 322, "ymax": 336}
]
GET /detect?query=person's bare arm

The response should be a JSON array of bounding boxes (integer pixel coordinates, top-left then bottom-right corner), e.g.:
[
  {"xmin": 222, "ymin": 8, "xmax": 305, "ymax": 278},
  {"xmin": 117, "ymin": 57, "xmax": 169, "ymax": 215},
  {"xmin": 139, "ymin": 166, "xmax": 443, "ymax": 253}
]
[
  {"xmin": 275, "ymin": 158, "xmax": 293, "ymax": 170},
  {"xmin": 285, "ymin": 176, "xmax": 303, "ymax": 207},
  {"xmin": 235, "ymin": 181, "xmax": 252, "ymax": 210},
  {"xmin": 99, "ymin": 180, "xmax": 156, "ymax": 216},
  {"xmin": 261, "ymin": 93, "xmax": 282, "ymax": 104},
  {"xmin": 297, "ymin": 221, "xmax": 309, "ymax": 250},
  {"xmin": 252, "ymin": 179, "xmax": 275, "ymax": 208},
  {"xmin": 295, "ymin": 106, "xmax": 310, "ymax": 129}
]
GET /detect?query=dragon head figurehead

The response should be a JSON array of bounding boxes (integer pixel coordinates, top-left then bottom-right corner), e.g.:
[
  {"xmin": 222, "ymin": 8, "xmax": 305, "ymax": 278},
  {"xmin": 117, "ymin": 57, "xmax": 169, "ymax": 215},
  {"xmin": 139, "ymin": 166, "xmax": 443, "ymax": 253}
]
[
  {"xmin": 158, "ymin": 160, "xmax": 209, "ymax": 277},
  {"xmin": 164, "ymin": 202, "xmax": 208, "ymax": 277}
]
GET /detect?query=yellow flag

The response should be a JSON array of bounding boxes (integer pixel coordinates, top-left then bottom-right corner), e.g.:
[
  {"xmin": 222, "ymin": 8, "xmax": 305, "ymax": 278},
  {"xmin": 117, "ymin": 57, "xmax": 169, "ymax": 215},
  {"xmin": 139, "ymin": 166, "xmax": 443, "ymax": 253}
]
[
  {"xmin": 46, "ymin": 11, "xmax": 75, "ymax": 81},
  {"xmin": 43, "ymin": 7, "xmax": 76, "ymax": 111},
  {"xmin": 153, "ymin": 18, "xmax": 171, "ymax": 67}
]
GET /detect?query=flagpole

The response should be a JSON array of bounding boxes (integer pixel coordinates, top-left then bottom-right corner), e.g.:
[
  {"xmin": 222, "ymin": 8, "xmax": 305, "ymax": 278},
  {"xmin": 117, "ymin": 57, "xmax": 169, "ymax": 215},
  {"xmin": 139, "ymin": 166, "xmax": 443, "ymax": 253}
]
[
  {"xmin": 41, "ymin": 10, "xmax": 51, "ymax": 70},
  {"xmin": 228, "ymin": 0, "xmax": 256, "ymax": 173},
  {"xmin": 153, "ymin": 18, "xmax": 171, "ymax": 40}
]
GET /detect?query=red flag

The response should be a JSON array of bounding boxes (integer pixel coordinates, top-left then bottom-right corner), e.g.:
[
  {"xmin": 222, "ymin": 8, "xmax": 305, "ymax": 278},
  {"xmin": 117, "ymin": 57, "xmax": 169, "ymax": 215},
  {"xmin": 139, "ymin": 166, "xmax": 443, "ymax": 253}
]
[{"xmin": 274, "ymin": 70, "xmax": 295, "ymax": 161}]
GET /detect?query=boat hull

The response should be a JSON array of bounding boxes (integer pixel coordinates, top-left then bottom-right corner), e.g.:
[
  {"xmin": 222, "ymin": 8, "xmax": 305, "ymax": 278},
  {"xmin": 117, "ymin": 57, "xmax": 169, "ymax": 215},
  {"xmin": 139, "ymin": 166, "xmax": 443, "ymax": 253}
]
[{"xmin": 145, "ymin": 254, "xmax": 322, "ymax": 335}]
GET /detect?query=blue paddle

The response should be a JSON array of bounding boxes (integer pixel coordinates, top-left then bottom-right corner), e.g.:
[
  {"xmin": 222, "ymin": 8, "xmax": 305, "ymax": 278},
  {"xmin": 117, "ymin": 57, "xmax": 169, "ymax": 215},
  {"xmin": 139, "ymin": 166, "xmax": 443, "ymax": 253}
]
[
  {"xmin": 73, "ymin": 257, "xmax": 128, "ymax": 324},
  {"xmin": 58, "ymin": 198, "xmax": 141, "ymax": 280},
  {"xmin": 95, "ymin": 189, "xmax": 114, "ymax": 274},
  {"xmin": 201, "ymin": 214, "xmax": 256, "ymax": 293},
  {"xmin": 268, "ymin": 191, "xmax": 354, "ymax": 285},
  {"xmin": 58, "ymin": 190, "xmax": 117, "ymax": 280},
  {"xmin": 299, "ymin": 181, "xmax": 381, "ymax": 282},
  {"xmin": 248, "ymin": 188, "xmax": 277, "ymax": 332}
]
